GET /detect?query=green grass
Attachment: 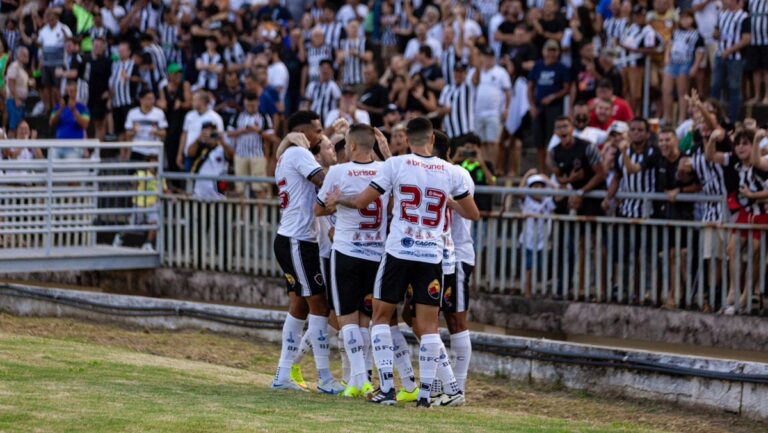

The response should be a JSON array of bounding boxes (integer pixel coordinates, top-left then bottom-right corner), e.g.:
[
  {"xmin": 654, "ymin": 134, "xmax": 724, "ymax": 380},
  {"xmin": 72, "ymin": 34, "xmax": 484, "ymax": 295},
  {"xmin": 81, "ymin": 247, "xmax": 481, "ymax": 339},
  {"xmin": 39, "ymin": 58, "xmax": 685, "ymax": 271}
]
[{"xmin": 0, "ymin": 315, "xmax": 763, "ymax": 433}]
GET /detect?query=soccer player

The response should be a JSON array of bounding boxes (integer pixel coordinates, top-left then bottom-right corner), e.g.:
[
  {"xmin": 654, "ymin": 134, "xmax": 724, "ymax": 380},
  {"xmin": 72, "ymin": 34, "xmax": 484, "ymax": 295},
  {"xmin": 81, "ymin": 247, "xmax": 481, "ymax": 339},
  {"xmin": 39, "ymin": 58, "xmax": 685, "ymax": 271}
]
[
  {"xmin": 327, "ymin": 117, "xmax": 480, "ymax": 407},
  {"xmin": 316, "ymin": 124, "xmax": 390, "ymax": 398},
  {"xmin": 271, "ymin": 111, "xmax": 344, "ymax": 394}
]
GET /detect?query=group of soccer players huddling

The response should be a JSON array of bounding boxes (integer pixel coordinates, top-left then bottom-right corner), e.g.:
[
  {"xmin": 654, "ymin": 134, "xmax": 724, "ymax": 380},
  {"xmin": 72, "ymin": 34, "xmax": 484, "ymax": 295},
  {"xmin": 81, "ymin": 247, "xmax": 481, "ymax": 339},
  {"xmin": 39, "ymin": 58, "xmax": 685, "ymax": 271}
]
[{"xmin": 271, "ymin": 110, "xmax": 479, "ymax": 408}]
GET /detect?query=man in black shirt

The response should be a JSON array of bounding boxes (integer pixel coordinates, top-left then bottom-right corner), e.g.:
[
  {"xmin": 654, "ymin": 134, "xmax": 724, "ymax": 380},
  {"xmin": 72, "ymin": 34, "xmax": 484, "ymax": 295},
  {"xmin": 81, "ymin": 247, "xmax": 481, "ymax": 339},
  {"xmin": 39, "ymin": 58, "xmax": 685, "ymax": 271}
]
[
  {"xmin": 417, "ymin": 45, "xmax": 444, "ymax": 98},
  {"xmin": 455, "ymin": 134, "xmax": 496, "ymax": 212},
  {"xmin": 86, "ymin": 37, "xmax": 112, "ymax": 141},
  {"xmin": 357, "ymin": 63, "xmax": 389, "ymax": 127},
  {"xmin": 495, "ymin": 0, "xmax": 523, "ymax": 55},
  {"xmin": 531, "ymin": 0, "xmax": 568, "ymax": 52}
]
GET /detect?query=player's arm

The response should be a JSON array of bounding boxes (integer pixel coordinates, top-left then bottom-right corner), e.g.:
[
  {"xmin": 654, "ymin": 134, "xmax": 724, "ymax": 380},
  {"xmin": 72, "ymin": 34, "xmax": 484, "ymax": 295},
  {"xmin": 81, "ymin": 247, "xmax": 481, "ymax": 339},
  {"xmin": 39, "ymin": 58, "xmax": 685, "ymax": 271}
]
[
  {"xmin": 334, "ymin": 186, "xmax": 381, "ymax": 209},
  {"xmin": 314, "ymin": 200, "xmax": 335, "ymax": 216},
  {"xmin": 309, "ymin": 169, "xmax": 326, "ymax": 188},
  {"xmin": 704, "ymin": 128, "xmax": 727, "ymax": 165},
  {"xmin": 452, "ymin": 194, "xmax": 480, "ymax": 221}
]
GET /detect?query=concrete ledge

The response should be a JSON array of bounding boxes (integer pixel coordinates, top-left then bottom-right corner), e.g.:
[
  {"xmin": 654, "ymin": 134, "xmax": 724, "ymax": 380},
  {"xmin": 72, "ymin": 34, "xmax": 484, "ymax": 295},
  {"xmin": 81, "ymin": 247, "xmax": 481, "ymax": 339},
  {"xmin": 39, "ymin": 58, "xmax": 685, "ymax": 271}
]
[{"xmin": 2, "ymin": 283, "xmax": 768, "ymax": 420}]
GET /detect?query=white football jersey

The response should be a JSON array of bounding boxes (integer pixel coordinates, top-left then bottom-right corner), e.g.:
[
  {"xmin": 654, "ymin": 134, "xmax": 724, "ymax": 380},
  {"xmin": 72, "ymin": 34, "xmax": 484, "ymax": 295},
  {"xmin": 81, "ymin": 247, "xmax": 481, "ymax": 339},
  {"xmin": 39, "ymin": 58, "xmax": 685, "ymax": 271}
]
[
  {"xmin": 318, "ymin": 161, "xmax": 389, "ymax": 261},
  {"xmin": 451, "ymin": 166, "xmax": 476, "ymax": 265},
  {"xmin": 275, "ymin": 146, "xmax": 323, "ymax": 241},
  {"xmin": 442, "ymin": 209, "xmax": 456, "ymax": 275},
  {"xmin": 370, "ymin": 154, "xmax": 470, "ymax": 264}
]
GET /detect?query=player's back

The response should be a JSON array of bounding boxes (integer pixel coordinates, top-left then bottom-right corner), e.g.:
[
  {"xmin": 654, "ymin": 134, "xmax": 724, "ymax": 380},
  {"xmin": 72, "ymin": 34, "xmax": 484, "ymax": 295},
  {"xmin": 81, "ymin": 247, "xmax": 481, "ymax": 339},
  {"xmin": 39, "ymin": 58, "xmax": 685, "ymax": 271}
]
[
  {"xmin": 450, "ymin": 165, "xmax": 476, "ymax": 264},
  {"xmin": 322, "ymin": 161, "xmax": 389, "ymax": 261},
  {"xmin": 275, "ymin": 145, "xmax": 323, "ymax": 241},
  {"xmin": 371, "ymin": 154, "xmax": 470, "ymax": 264}
]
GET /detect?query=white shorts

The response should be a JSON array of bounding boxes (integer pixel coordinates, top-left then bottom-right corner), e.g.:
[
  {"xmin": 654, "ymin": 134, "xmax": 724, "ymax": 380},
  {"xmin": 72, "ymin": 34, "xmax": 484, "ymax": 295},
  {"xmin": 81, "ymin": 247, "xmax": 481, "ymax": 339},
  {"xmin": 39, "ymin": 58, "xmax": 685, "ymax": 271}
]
[
  {"xmin": 701, "ymin": 227, "xmax": 724, "ymax": 260},
  {"xmin": 475, "ymin": 115, "xmax": 501, "ymax": 143}
]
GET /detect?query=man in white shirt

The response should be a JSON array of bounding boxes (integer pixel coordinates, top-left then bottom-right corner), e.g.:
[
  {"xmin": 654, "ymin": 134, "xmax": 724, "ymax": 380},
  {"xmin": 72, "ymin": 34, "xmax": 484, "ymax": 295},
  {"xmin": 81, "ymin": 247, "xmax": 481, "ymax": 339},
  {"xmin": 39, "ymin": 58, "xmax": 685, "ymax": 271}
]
[
  {"xmin": 124, "ymin": 89, "xmax": 168, "ymax": 160},
  {"xmin": 188, "ymin": 122, "xmax": 233, "ymax": 199},
  {"xmin": 336, "ymin": 0, "xmax": 368, "ymax": 27},
  {"xmin": 547, "ymin": 101, "xmax": 609, "ymax": 150},
  {"xmin": 37, "ymin": 9, "xmax": 72, "ymax": 112},
  {"xmin": 474, "ymin": 45, "xmax": 513, "ymax": 168},
  {"xmin": 177, "ymin": 90, "xmax": 224, "ymax": 171},
  {"xmin": 404, "ymin": 23, "xmax": 443, "ymax": 65},
  {"xmin": 322, "ymin": 86, "xmax": 371, "ymax": 131}
]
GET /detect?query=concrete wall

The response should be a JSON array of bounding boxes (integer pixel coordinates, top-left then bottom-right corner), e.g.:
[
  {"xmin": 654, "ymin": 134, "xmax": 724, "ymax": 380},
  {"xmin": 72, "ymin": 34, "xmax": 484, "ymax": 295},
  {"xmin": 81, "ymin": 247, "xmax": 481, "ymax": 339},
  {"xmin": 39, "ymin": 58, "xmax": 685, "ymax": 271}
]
[
  {"xmin": 2, "ymin": 283, "xmax": 767, "ymax": 421},
  {"xmin": 5, "ymin": 268, "xmax": 768, "ymax": 353}
]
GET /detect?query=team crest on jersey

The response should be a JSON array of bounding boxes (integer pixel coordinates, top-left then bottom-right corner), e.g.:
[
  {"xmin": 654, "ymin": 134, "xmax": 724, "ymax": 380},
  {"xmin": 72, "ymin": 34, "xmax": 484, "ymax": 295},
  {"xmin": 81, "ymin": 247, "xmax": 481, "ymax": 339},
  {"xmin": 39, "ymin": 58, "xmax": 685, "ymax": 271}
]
[
  {"xmin": 401, "ymin": 237, "xmax": 414, "ymax": 248},
  {"xmin": 364, "ymin": 294, "xmax": 373, "ymax": 313},
  {"xmin": 285, "ymin": 273, "xmax": 296, "ymax": 286},
  {"xmin": 443, "ymin": 286, "xmax": 453, "ymax": 307},
  {"xmin": 427, "ymin": 279, "xmax": 441, "ymax": 299}
]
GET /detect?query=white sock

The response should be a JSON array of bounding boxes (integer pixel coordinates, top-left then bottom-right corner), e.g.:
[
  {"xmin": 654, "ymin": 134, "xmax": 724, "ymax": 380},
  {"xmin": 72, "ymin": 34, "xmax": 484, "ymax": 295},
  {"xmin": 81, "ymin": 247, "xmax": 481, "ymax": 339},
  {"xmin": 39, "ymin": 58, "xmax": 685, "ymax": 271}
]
[
  {"xmin": 275, "ymin": 313, "xmax": 305, "ymax": 384},
  {"xmin": 431, "ymin": 379, "xmax": 443, "ymax": 396},
  {"xmin": 360, "ymin": 326, "xmax": 373, "ymax": 382},
  {"xmin": 450, "ymin": 331, "xmax": 471, "ymax": 393},
  {"xmin": 418, "ymin": 333, "xmax": 441, "ymax": 402},
  {"xmin": 370, "ymin": 324, "xmax": 395, "ymax": 393},
  {"xmin": 390, "ymin": 325, "xmax": 416, "ymax": 392},
  {"xmin": 436, "ymin": 342, "xmax": 461, "ymax": 396},
  {"xmin": 308, "ymin": 314, "xmax": 333, "ymax": 384},
  {"xmin": 293, "ymin": 331, "xmax": 312, "ymax": 365},
  {"xmin": 342, "ymin": 324, "xmax": 367, "ymax": 388},
  {"xmin": 339, "ymin": 336, "xmax": 350, "ymax": 384}
]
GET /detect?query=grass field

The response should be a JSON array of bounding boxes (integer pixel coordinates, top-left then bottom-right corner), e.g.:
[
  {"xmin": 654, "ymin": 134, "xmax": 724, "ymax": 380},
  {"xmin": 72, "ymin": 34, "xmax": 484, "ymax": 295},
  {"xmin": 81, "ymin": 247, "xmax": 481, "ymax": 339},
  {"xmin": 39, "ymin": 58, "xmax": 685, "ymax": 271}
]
[{"xmin": 0, "ymin": 314, "xmax": 765, "ymax": 433}]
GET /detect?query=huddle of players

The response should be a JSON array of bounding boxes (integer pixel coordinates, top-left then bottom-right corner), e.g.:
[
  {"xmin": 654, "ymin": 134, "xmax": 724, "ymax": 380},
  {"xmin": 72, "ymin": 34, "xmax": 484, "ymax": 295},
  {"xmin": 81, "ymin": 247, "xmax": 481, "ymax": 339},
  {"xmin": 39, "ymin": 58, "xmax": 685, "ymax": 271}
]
[{"xmin": 271, "ymin": 109, "xmax": 480, "ymax": 408}]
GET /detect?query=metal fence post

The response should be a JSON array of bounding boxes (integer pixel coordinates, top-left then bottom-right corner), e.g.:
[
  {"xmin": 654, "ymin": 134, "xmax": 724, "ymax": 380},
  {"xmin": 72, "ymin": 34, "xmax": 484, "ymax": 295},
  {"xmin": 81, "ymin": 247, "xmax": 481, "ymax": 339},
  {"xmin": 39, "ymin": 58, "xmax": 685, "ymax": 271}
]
[
  {"xmin": 642, "ymin": 57, "xmax": 651, "ymax": 118},
  {"xmin": 44, "ymin": 149, "xmax": 54, "ymax": 256}
]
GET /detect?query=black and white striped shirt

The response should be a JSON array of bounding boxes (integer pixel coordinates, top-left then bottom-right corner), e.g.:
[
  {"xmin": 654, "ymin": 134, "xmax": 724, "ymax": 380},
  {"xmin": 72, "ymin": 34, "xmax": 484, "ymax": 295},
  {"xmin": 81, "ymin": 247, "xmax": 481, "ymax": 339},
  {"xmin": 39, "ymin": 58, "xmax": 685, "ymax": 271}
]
[
  {"xmin": 621, "ymin": 23, "xmax": 664, "ymax": 66},
  {"xmin": 306, "ymin": 44, "xmax": 334, "ymax": 83},
  {"xmin": 138, "ymin": 4, "xmax": 160, "ymax": 33},
  {"xmin": 749, "ymin": 0, "xmax": 768, "ymax": 46},
  {"xmin": 306, "ymin": 80, "xmax": 341, "ymax": 126},
  {"xmin": 717, "ymin": 9, "xmax": 751, "ymax": 60},
  {"xmin": 223, "ymin": 42, "xmax": 246, "ymax": 71},
  {"xmin": 614, "ymin": 145, "xmax": 659, "ymax": 218},
  {"xmin": 110, "ymin": 59, "xmax": 137, "ymax": 108},
  {"xmin": 60, "ymin": 53, "xmax": 88, "ymax": 103},
  {"xmin": 3, "ymin": 30, "xmax": 19, "ymax": 55},
  {"xmin": 228, "ymin": 110, "xmax": 274, "ymax": 158},
  {"xmin": 670, "ymin": 29, "xmax": 704, "ymax": 65},
  {"xmin": 144, "ymin": 43, "xmax": 167, "ymax": 80},
  {"xmin": 438, "ymin": 78, "xmax": 475, "ymax": 138},
  {"xmin": 691, "ymin": 149, "xmax": 728, "ymax": 222},
  {"xmin": 159, "ymin": 22, "xmax": 182, "ymax": 65},
  {"xmin": 441, "ymin": 45, "xmax": 458, "ymax": 87},
  {"xmin": 193, "ymin": 51, "xmax": 222, "ymax": 91},
  {"xmin": 339, "ymin": 37, "xmax": 368, "ymax": 85},
  {"xmin": 603, "ymin": 16, "xmax": 628, "ymax": 46},
  {"xmin": 320, "ymin": 21, "xmax": 345, "ymax": 49}
]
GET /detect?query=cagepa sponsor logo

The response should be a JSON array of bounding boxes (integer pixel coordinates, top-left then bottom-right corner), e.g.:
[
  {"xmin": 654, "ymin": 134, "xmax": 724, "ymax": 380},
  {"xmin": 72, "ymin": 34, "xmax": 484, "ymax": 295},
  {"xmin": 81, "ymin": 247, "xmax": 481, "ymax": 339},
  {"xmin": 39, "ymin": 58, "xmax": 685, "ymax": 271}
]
[
  {"xmin": 401, "ymin": 237, "xmax": 415, "ymax": 248},
  {"xmin": 401, "ymin": 237, "xmax": 437, "ymax": 248}
]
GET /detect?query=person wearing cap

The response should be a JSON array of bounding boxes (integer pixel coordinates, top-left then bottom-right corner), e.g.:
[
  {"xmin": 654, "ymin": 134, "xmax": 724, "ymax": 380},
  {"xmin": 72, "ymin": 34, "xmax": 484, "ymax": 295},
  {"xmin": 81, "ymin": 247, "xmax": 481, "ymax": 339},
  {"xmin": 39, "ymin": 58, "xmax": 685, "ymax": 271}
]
[
  {"xmin": 37, "ymin": 9, "xmax": 73, "ymax": 112},
  {"xmin": 357, "ymin": 63, "xmax": 389, "ymax": 127},
  {"xmin": 322, "ymin": 86, "xmax": 370, "ymax": 133},
  {"xmin": 438, "ymin": 61, "xmax": 480, "ymax": 138},
  {"xmin": 518, "ymin": 169, "xmax": 556, "ymax": 298},
  {"xmin": 158, "ymin": 62, "xmax": 192, "ymax": 172},
  {"xmin": 528, "ymin": 38, "xmax": 571, "ymax": 171}
]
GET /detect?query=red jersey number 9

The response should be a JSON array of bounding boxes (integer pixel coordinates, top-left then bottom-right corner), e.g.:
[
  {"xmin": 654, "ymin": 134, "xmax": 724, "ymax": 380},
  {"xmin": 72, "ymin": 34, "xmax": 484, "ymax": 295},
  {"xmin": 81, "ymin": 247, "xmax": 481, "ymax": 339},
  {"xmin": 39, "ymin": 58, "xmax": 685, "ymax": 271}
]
[{"xmin": 359, "ymin": 197, "xmax": 383, "ymax": 230}]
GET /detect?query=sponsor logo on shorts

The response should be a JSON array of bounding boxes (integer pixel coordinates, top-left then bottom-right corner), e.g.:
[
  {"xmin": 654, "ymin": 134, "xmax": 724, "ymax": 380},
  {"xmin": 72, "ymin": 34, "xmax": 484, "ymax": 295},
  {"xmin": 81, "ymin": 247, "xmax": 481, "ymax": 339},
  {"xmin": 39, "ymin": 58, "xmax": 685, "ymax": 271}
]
[
  {"xmin": 285, "ymin": 273, "xmax": 296, "ymax": 286},
  {"xmin": 406, "ymin": 284, "xmax": 414, "ymax": 298},
  {"xmin": 427, "ymin": 279, "xmax": 441, "ymax": 300},
  {"xmin": 443, "ymin": 285, "xmax": 453, "ymax": 308},
  {"xmin": 314, "ymin": 273, "xmax": 324, "ymax": 286},
  {"xmin": 364, "ymin": 294, "xmax": 373, "ymax": 313}
]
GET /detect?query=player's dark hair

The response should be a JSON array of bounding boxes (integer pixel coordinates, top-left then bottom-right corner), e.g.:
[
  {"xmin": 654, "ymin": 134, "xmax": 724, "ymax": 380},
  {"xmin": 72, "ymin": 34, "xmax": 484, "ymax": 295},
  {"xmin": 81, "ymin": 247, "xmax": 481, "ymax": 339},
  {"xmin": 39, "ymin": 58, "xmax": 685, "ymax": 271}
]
[
  {"xmin": 347, "ymin": 124, "xmax": 376, "ymax": 150},
  {"xmin": 433, "ymin": 130, "xmax": 450, "ymax": 160},
  {"xmin": 405, "ymin": 117, "xmax": 433, "ymax": 148},
  {"xmin": 288, "ymin": 110, "xmax": 320, "ymax": 132},
  {"xmin": 631, "ymin": 117, "xmax": 649, "ymax": 132}
]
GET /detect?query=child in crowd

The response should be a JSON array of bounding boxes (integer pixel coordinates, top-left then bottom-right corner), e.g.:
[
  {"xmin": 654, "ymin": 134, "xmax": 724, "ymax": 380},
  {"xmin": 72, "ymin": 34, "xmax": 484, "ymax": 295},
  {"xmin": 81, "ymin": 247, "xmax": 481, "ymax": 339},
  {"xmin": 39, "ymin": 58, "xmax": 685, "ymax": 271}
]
[{"xmin": 519, "ymin": 169, "xmax": 556, "ymax": 298}]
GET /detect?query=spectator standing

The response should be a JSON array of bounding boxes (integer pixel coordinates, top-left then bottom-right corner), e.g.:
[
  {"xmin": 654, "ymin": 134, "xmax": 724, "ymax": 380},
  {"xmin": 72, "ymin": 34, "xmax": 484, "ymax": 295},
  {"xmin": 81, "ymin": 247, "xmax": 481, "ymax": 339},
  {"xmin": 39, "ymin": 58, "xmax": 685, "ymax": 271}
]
[
  {"xmin": 404, "ymin": 22, "xmax": 442, "ymax": 65},
  {"xmin": 158, "ymin": 63, "xmax": 192, "ymax": 173},
  {"xmin": 358, "ymin": 63, "xmax": 389, "ymax": 127},
  {"xmin": 662, "ymin": 11, "xmax": 705, "ymax": 125},
  {"xmin": 619, "ymin": 5, "xmax": 663, "ymax": 115},
  {"xmin": 193, "ymin": 36, "xmax": 223, "ymax": 92},
  {"xmin": 303, "ymin": 26, "xmax": 334, "ymax": 87},
  {"xmin": 5, "ymin": 46, "xmax": 29, "ymax": 133},
  {"xmin": 746, "ymin": 0, "xmax": 768, "ymax": 104},
  {"xmin": 124, "ymin": 89, "xmax": 168, "ymax": 161},
  {"xmin": 85, "ymin": 37, "xmax": 111, "ymax": 141},
  {"xmin": 177, "ymin": 91, "xmax": 224, "ymax": 171},
  {"xmin": 323, "ymin": 86, "xmax": 370, "ymax": 130},
  {"xmin": 37, "ymin": 9, "xmax": 72, "ymax": 112},
  {"xmin": 110, "ymin": 42, "xmax": 140, "ymax": 143},
  {"xmin": 518, "ymin": 170, "xmax": 556, "ymax": 298},
  {"xmin": 692, "ymin": 0, "xmax": 720, "ymax": 95},
  {"xmin": 227, "ymin": 92, "xmax": 276, "ymax": 198},
  {"xmin": 58, "ymin": 38, "xmax": 86, "ymax": 105},
  {"xmin": 711, "ymin": 0, "xmax": 751, "ymax": 122},
  {"xmin": 475, "ymin": 45, "xmax": 513, "ymax": 172},
  {"xmin": 50, "ymin": 80, "xmax": 90, "ymax": 157},
  {"xmin": 337, "ymin": 20, "xmax": 372, "ymax": 88},
  {"xmin": 305, "ymin": 59, "xmax": 341, "ymax": 126},
  {"xmin": 189, "ymin": 121, "xmax": 234, "ymax": 199},
  {"xmin": 456, "ymin": 134, "xmax": 497, "ymax": 212},
  {"xmin": 438, "ymin": 63, "xmax": 480, "ymax": 138},
  {"xmin": 528, "ymin": 39, "xmax": 571, "ymax": 171},
  {"xmin": 590, "ymin": 79, "xmax": 634, "ymax": 125},
  {"xmin": 548, "ymin": 101, "xmax": 609, "ymax": 149}
]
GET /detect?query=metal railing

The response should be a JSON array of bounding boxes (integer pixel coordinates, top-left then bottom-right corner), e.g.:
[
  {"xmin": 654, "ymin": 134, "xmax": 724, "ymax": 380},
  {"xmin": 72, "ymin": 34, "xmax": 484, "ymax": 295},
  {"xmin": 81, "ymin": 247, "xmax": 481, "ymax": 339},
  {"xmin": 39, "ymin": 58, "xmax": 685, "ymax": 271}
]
[
  {"xmin": 0, "ymin": 140, "xmax": 164, "ymax": 257},
  {"xmin": 154, "ymin": 173, "xmax": 768, "ymax": 315}
]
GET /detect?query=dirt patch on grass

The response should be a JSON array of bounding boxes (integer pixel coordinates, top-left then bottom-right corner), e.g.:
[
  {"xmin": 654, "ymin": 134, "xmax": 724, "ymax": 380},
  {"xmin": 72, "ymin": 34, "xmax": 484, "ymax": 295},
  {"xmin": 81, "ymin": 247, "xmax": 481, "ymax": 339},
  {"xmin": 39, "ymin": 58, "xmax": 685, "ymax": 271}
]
[{"xmin": 1, "ymin": 313, "xmax": 765, "ymax": 433}]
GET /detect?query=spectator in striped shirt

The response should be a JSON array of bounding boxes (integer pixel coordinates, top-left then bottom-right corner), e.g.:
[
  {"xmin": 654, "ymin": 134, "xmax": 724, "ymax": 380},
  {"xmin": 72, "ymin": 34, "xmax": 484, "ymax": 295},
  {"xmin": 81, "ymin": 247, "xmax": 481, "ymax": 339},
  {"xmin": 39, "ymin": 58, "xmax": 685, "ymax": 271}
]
[
  {"xmin": 336, "ymin": 20, "xmax": 372, "ymax": 88},
  {"xmin": 711, "ymin": 0, "xmax": 752, "ymax": 121},
  {"xmin": 662, "ymin": 10, "xmax": 705, "ymax": 125},
  {"xmin": 438, "ymin": 62, "xmax": 480, "ymax": 138},
  {"xmin": 227, "ymin": 92, "xmax": 277, "ymax": 198}
]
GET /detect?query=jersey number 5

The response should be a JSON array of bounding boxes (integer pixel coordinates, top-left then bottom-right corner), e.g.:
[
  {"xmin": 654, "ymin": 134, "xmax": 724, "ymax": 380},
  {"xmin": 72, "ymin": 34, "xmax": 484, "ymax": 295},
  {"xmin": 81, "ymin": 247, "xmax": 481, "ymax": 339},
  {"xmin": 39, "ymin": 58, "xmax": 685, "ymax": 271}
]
[
  {"xmin": 400, "ymin": 185, "xmax": 446, "ymax": 228},
  {"xmin": 359, "ymin": 197, "xmax": 383, "ymax": 230},
  {"xmin": 277, "ymin": 178, "xmax": 289, "ymax": 209}
]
